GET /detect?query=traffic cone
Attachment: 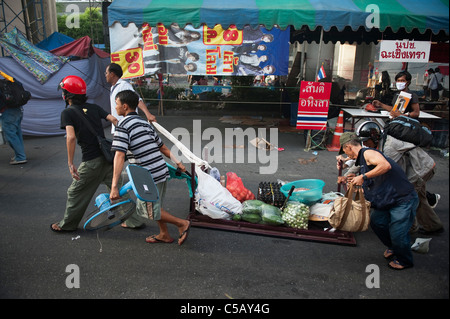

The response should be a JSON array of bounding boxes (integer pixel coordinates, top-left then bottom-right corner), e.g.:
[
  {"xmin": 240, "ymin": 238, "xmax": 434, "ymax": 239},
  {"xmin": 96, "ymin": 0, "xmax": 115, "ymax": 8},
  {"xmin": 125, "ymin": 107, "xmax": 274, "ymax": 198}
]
[{"xmin": 327, "ymin": 110, "xmax": 344, "ymax": 152}]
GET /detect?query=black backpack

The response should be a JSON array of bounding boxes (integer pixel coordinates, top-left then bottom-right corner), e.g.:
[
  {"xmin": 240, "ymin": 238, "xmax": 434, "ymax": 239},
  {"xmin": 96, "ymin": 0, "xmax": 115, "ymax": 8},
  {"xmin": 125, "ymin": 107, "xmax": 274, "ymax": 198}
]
[
  {"xmin": 383, "ymin": 115, "xmax": 433, "ymax": 147},
  {"xmin": 0, "ymin": 79, "xmax": 31, "ymax": 108}
]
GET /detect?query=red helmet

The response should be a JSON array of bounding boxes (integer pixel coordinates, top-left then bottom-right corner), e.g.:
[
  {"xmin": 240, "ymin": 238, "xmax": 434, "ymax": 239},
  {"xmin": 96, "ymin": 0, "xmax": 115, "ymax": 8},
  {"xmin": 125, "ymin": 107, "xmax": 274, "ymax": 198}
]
[{"xmin": 59, "ymin": 75, "xmax": 86, "ymax": 95}]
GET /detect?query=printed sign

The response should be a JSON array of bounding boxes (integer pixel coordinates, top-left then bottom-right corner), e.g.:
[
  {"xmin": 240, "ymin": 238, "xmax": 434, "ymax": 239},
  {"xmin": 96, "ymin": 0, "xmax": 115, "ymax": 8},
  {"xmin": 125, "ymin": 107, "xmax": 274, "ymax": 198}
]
[
  {"xmin": 109, "ymin": 23, "xmax": 290, "ymax": 77},
  {"xmin": 379, "ymin": 40, "xmax": 431, "ymax": 63},
  {"xmin": 297, "ymin": 81, "xmax": 332, "ymax": 131},
  {"xmin": 203, "ymin": 25, "xmax": 243, "ymax": 45},
  {"xmin": 110, "ymin": 47, "xmax": 144, "ymax": 79}
]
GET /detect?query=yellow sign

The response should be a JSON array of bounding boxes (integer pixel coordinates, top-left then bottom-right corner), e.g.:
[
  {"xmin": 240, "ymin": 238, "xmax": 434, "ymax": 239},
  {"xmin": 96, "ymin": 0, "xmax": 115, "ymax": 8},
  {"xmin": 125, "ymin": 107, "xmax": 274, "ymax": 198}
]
[
  {"xmin": 203, "ymin": 25, "xmax": 243, "ymax": 45},
  {"xmin": 110, "ymin": 47, "xmax": 144, "ymax": 79}
]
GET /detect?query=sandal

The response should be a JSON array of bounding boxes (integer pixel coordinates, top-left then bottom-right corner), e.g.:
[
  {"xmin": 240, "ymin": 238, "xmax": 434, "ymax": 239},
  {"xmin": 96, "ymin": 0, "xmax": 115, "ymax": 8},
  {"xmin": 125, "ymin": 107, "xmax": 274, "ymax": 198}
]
[
  {"xmin": 145, "ymin": 235, "xmax": 174, "ymax": 244},
  {"xmin": 178, "ymin": 221, "xmax": 191, "ymax": 246},
  {"xmin": 384, "ymin": 249, "xmax": 394, "ymax": 259},
  {"xmin": 388, "ymin": 259, "xmax": 411, "ymax": 270}
]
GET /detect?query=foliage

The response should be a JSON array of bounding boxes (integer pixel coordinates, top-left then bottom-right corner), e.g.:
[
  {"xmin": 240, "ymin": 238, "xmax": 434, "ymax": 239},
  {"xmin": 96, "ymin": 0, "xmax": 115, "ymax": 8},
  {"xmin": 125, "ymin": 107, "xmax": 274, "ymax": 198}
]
[{"xmin": 57, "ymin": 7, "xmax": 104, "ymax": 44}]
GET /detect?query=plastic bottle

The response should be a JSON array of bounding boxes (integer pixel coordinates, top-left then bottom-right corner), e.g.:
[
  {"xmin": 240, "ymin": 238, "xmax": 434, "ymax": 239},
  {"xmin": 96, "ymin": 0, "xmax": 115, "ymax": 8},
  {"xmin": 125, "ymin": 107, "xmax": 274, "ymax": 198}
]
[{"xmin": 209, "ymin": 167, "xmax": 220, "ymax": 182}]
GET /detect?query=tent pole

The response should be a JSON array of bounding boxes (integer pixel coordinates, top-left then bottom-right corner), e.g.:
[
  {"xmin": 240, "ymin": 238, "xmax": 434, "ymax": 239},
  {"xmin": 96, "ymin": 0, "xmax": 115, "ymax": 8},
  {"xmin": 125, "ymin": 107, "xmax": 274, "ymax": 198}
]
[
  {"xmin": 158, "ymin": 73, "xmax": 164, "ymax": 116},
  {"xmin": 315, "ymin": 27, "xmax": 324, "ymax": 81}
]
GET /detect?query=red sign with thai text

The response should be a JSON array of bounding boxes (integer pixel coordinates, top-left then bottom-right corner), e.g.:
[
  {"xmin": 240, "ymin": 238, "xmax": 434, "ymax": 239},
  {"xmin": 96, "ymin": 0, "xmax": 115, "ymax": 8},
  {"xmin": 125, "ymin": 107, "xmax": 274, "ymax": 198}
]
[{"xmin": 296, "ymin": 81, "xmax": 332, "ymax": 130}]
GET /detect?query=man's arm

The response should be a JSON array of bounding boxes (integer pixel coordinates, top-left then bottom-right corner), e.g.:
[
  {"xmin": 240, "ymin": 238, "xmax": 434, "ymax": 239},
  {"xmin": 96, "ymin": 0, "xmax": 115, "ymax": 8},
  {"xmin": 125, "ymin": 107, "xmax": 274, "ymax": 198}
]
[
  {"xmin": 137, "ymin": 100, "xmax": 156, "ymax": 122},
  {"xmin": 66, "ymin": 125, "xmax": 79, "ymax": 180},
  {"xmin": 106, "ymin": 114, "xmax": 118, "ymax": 127},
  {"xmin": 372, "ymin": 99, "xmax": 392, "ymax": 112},
  {"xmin": 373, "ymin": 99, "xmax": 420, "ymax": 119},
  {"xmin": 159, "ymin": 144, "xmax": 186, "ymax": 172},
  {"xmin": 350, "ymin": 149, "xmax": 391, "ymax": 186},
  {"xmin": 390, "ymin": 102, "xmax": 420, "ymax": 118},
  {"xmin": 110, "ymin": 151, "xmax": 126, "ymax": 200}
]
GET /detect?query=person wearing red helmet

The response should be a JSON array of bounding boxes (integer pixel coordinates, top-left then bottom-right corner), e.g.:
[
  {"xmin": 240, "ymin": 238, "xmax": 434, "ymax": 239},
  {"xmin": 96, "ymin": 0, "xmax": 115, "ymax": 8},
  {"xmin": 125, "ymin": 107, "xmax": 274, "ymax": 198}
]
[{"xmin": 51, "ymin": 75, "xmax": 119, "ymax": 232}]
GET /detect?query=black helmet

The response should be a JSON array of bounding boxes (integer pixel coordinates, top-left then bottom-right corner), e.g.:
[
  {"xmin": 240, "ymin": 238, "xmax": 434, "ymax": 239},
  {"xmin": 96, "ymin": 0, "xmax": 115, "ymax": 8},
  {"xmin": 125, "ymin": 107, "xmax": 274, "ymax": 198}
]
[{"xmin": 357, "ymin": 121, "xmax": 382, "ymax": 144}]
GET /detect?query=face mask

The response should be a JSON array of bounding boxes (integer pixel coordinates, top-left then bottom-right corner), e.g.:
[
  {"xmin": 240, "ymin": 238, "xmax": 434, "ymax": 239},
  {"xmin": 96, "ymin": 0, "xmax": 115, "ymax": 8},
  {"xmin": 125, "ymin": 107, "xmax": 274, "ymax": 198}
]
[{"xmin": 396, "ymin": 82, "xmax": 406, "ymax": 90}]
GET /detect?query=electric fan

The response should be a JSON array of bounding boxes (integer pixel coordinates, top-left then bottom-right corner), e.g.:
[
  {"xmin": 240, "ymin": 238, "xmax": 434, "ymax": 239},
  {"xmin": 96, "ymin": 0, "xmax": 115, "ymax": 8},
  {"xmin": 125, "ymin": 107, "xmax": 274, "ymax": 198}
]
[{"xmin": 83, "ymin": 164, "xmax": 159, "ymax": 231}]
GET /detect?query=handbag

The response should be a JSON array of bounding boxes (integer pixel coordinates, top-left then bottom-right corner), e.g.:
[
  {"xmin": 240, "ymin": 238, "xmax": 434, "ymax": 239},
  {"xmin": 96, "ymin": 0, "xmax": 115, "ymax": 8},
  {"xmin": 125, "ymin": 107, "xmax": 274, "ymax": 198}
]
[
  {"xmin": 70, "ymin": 107, "xmax": 115, "ymax": 163},
  {"xmin": 97, "ymin": 135, "xmax": 115, "ymax": 163},
  {"xmin": 328, "ymin": 184, "xmax": 371, "ymax": 232}
]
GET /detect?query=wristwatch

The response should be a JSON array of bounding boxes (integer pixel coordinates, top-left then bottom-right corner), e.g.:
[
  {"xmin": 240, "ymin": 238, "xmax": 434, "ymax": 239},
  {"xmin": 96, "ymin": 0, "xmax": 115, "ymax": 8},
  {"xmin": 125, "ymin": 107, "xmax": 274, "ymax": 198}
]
[
  {"xmin": 362, "ymin": 173, "xmax": 368, "ymax": 181},
  {"xmin": 405, "ymin": 112, "xmax": 410, "ymax": 117}
]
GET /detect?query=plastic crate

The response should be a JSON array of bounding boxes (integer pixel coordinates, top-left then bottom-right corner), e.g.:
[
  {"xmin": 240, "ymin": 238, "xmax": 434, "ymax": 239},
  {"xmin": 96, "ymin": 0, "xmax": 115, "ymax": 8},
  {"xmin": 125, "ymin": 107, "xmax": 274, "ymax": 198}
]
[{"xmin": 257, "ymin": 182, "xmax": 286, "ymax": 207}]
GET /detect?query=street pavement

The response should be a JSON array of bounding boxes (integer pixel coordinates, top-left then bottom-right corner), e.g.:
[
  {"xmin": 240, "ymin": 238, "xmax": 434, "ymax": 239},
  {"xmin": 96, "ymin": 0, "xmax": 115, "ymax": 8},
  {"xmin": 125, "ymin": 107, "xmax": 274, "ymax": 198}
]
[{"xmin": 0, "ymin": 114, "xmax": 448, "ymax": 303}]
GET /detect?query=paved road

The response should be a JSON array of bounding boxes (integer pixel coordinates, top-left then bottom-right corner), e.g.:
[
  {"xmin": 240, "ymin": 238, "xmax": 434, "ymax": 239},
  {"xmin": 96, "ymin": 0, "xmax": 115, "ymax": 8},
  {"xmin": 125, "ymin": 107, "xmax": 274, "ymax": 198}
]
[{"xmin": 0, "ymin": 115, "xmax": 448, "ymax": 304}]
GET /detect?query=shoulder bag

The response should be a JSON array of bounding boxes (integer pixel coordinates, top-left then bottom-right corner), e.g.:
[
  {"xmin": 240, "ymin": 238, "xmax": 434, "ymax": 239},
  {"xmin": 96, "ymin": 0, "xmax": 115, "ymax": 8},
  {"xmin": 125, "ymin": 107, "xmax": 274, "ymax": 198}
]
[
  {"xmin": 328, "ymin": 184, "xmax": 371, "ymax": 232},
  {"xmin": 434, "ymin": 74, "xmax": 443, "ymax": 91},
  {"xmin": 70, "ymin": 107, "xmax": 115, "ymax": 164}
]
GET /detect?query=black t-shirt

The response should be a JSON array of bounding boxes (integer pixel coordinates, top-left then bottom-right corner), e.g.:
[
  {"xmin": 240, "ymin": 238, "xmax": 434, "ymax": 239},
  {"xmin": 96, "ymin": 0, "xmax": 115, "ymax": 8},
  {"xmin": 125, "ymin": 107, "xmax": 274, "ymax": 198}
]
[{"xmin": 60, "ymin": 103, "xmax": 109, "ymax": 162}]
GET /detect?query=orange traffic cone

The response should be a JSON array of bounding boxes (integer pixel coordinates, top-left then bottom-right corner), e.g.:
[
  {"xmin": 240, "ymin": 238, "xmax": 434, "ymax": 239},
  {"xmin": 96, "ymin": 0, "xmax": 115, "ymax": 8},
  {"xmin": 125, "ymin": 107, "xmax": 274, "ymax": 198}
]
[{"xmin": 327, "ymin": 110, "xmax": 344, "ymax": 152}]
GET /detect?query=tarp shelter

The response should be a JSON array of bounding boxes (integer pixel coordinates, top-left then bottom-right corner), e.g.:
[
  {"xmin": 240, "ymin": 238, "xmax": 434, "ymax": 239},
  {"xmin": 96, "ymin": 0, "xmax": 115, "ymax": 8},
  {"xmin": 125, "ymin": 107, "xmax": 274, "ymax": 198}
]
[
  {"xmin": 50, "ymin": 36, "xmax": 110, "ymax": 59},
  {"xmin": 0, "ymin": 35, "xmax": 111, "ymax": 136},
  {"xmin": 108, "ymin": 0, "xmax": 449, "ymax": 34},
  {"xmin": 107, "ymin": 0, "xmax": 449, "ymax": 77},
  {"xmin": 35, "ymin": 32, "xmax": 74, "ymax": 51}
]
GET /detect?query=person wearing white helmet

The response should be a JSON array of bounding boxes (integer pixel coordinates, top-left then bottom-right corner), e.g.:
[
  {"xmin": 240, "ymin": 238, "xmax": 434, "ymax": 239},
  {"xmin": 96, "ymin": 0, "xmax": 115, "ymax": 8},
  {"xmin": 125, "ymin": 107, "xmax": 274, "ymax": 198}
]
[{"xmin": 336, "ymin": 121, "xmax": 382, "ymax": 185}]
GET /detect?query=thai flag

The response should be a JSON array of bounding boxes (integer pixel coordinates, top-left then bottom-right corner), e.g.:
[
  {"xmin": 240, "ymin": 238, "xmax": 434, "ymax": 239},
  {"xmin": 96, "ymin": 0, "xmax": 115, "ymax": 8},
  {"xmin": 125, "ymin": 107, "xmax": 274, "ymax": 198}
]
[{"xmin": 317, "ymin": 65, "xmax": 326, "ymax": 81}]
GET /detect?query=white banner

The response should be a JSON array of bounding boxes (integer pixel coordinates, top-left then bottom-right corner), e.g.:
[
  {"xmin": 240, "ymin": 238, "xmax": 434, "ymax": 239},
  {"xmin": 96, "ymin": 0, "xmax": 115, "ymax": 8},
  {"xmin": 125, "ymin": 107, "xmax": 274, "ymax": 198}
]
[{"xmin": 379, "ymin": 40, "xmax": 431, "ymax": 63}]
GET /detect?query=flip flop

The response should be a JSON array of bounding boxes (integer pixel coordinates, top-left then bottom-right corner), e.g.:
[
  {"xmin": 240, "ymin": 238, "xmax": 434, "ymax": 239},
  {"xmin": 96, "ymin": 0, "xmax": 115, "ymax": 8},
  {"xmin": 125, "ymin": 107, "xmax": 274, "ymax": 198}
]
[
  {"xmin": 388, "ymin": 259, "xmax": 411, "ymax": 270},
  {"xmin": 178, "ymin": 221, "xmax": 191, "ymax": 246},
  {"xmin": 384, "ymin": 249, "xmax": 394, "ymax": 259},
  {"xmin": 145, "ymin": 235, "xmax": 174, "ymax": 244}
]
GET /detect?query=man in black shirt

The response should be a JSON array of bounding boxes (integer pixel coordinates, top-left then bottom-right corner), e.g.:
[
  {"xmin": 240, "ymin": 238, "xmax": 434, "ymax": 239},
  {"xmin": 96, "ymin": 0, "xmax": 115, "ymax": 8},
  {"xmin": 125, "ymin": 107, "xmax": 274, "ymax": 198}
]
[
  {"xmin": 51, "ymin": 75, "xmax": 118, "ymax": 232},
  {"xmin": 372, "ymin": 71, "xmax": 420, "ymax": 119}
]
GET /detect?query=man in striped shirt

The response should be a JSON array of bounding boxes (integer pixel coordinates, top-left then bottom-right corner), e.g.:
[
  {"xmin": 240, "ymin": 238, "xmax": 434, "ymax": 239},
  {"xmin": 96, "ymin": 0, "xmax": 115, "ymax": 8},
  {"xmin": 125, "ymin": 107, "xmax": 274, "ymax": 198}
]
[{"xmin": 110, "ymin": 90, "xmax": 191, "ymax": 245}]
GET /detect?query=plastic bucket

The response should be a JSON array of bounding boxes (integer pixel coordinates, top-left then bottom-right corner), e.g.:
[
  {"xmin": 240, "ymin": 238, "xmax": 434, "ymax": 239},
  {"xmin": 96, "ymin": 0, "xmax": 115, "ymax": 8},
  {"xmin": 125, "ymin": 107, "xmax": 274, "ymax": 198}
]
[{"xmin": 280, "ymin": 179, "xmax": 325, "ymax": 205}]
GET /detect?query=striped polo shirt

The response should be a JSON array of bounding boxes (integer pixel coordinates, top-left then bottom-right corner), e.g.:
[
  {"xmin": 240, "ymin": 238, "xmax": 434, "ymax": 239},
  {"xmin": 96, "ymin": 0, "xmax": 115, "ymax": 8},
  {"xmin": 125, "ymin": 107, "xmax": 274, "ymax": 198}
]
[{"xmin": 112, "ymin": 112, "xmax": 168, "ymax": 184}]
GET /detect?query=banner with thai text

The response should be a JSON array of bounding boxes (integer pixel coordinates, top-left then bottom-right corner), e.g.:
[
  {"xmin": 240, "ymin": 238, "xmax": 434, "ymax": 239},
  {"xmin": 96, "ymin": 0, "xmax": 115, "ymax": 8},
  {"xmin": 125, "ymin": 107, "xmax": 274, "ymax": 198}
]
[
  {"xmin": 109, "ymin": 23, "xmax": 290, "ymax": 79},
  {"xmin": 379, "ymin": 40, "xmax": 431, "ymax": 63},
  {"xmin": 297, "ymin": 81, "xmax": 332, "ymax": 131}
]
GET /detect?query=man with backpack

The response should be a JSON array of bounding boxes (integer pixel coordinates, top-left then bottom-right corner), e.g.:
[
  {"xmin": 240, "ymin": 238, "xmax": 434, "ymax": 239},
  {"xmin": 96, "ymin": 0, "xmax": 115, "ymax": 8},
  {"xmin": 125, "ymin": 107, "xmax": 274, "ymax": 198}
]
[
  {"xmin": 0, "ymin": 74, "xmax": 31, "ymax": 165},
  {"xmin": 50, "ymin": 75, "xmax": 118, "ymax": 232}
]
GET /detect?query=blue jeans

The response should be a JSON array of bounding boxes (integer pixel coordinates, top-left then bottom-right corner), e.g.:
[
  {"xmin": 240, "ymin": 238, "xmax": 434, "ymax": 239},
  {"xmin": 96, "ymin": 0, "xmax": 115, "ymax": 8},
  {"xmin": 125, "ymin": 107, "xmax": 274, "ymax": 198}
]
[
  {"xmin": 370, "ymin": 193, "xmax": 419, "ymax": 267},
  {"xmin": 2, "ymin": 107, "xmax": 26, "ymax": 161}
]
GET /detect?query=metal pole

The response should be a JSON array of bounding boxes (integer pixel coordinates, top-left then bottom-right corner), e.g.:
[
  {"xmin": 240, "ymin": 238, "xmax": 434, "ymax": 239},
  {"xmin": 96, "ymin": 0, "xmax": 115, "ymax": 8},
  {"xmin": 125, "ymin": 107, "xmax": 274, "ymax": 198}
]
[{"xmin": 315, "ymin": 27, "xmax": 324, "ymax": 81}]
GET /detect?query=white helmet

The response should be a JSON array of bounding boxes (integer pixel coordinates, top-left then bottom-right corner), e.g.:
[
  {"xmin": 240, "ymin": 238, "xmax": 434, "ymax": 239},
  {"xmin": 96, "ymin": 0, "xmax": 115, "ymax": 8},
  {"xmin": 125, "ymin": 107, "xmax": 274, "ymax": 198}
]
[{"xmin": 356, "ymin": 121, "xmax": 382, "ymax": 144}]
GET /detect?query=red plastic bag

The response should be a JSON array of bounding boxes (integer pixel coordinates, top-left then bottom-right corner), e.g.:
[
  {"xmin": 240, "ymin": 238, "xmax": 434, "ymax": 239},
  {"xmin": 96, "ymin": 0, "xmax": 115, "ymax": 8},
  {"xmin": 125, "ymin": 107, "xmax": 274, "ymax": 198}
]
[{"xmin": 226, "ymin": 172, "xmax": 255, "ymax": 202}]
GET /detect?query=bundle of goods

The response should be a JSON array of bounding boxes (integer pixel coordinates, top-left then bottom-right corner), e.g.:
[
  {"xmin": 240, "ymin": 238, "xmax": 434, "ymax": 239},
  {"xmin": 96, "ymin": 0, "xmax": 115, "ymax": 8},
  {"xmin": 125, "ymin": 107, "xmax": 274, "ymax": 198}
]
[
  {"xmin": 194, "ymin": 166, "xmax": 242, "ymax": 220},
  {"xmin": 281, "ymin": 201, "xmax": 309, "ymax": 230},
  {"xmin": 257, "ymin": 182, "xmax": 286, "ymax": 207},
  {"xmin": 233, "ymin": 200, "xmax": 284, "ymax": 226},
  {"xmin": 226, "ymin": 172, "xmax": 255, "ymax": 202}
]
